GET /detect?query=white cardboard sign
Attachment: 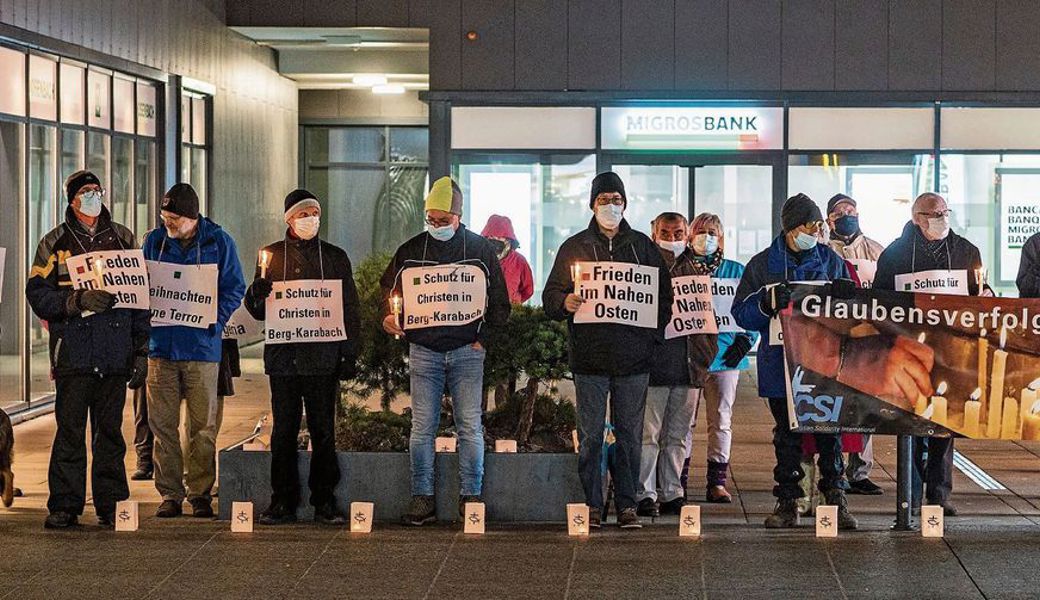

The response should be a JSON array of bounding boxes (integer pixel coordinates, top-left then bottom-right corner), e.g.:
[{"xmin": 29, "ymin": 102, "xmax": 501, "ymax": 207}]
[
  {"xmin": 463, "ymin": 502, "xmax": 486, "ymax": 534},
  {"xmin": 678, "ymin": 505, "xmax": 701, "ymax": 537},
  {"xmin": 494, "ymin": 439, "xmax": 518, "ymax": 453},
  {"xmin": 816, "ymin": 505, "xmax": 838, "ymax": 537},
  {"xmin": 665, "ymin": 275, "xmax": 718, "ymax": 339},
  {"xmin": 845, "ymin": 258, "xmax": 878, "ymax": 289},
  {"xmin": 223, "ymin": 303, "xmax": 262, "ymax": 340},
  {"xmin": 894, "ymin": 269, "xmax": 969, "ymax": 297},
  {"xmin": 231, "ymin": 502, "xmax": 253, "ymax": 532},
  {"xmin": 350, "ymin": 501, "xmax": 374, "ymax": 533},
  {"xmin": 401, "ymin": 264, "xmax": 487, "ymax": 330},
  {"xmin": 567, "ymin": 503, "xmax": 590, "ymax": 536},
  {"xmin": 573, "ymin": 261, "xmax": 659, "ymax": 329},
  {"xmin": 435, "ymin": 437, "xmax": 457, "ymax": 452},
  {"xmin": 922, "ymin": 505, "xmax": 944, "ymax": 538},
  {"xmin": 114, "ymin": 500, "xmax": 139, "ymax": 532},
  {"xmin": 146, "ymin": 261, "xmax": 218, "ymax": 328},
  {"xmin": 265, "ymin": 279, "xmax": 346, "ymax": 344},
  {"xmin": 710, "ymin": 277, "xmax": 741, "ymax": 333},
  {"xmin": 66, "ymin": 250, "xmax": 150, "ymax": 310}
]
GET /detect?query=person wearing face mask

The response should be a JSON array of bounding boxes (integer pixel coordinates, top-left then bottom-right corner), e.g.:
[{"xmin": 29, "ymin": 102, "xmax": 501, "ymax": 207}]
[
  {"xmin": 542, "ymin": 172, "xmax": 672, "ymax": 530},
  {"xmin": 480, "ymin": 214, "xmax": 534, "ymax": 304},
  {"xmin": 26, "ymin": 170, "xmax": 151, "ymax": 529},
  {"xmin": 731, "ymin": 193, "xmax": 859, "ymax": 530},
  {"xmin": 875, "ymin": 192, "xmax": 985, "ymax": 517},
  {"xmin": 380, "ymin": 177, "xmax": 510, "ymax": 526},
  {"xmin": 141, "ymin": 183, "xmax": 245, "ymax": 520},
  {"xmin": 243, "ymin": 189, "xmax": 360, "ymax": 526},
  {"xmin": 635, "ymin": 213, "xmax": 717, "ymax": 518}
]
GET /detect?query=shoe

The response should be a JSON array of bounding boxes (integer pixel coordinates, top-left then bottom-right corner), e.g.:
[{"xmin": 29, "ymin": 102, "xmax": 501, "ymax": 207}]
[
  {"xmin": 97, "ymin": 512, "xmax": 116, "ymax": 529},
  {"xmin": 130, "ymin": 467, "xmax": 153, "ymax": 481},
  {"xmin": 636, "ymin": 497, "xmax": 659, "ymax": 518},
  {"xmin": 588, "ymin": 506, "xmax": 602, "ymax": 529},
  {"xmin": 618, "ymin": 507, "xmax": 642, "ymax": 529},
  {"xmin": 402, "ymin": 495, "xmax": 436, "ymax": 526},
  {"xmin": 458, "ymin": 494, "xmax": 482, "ymax": 519},
  {"xmin": 258, "ymin": 503, "xmax": 297, "ymax": 525},
  {"xmin": 764, "ymin": 498, "xmax": 801, "ymax": 529},
  {"xmin": 928, "ymin": 499, "xmax": 958, "ymax": 517},
  {"xmin": 848, "ymin": 478, "xmax": 883, "ymax": 495},
  {"xmin": 658, "ymin": 497, "xmax": 685, "ymax": 515},
  {"xmin": 706, "ymin": 485, "xmax": 733, "ymax": 504},
  {"xmin": 155, "ymin": 499, "xmax": 182, "ymax": 518},
  {"xmin": 44, "ymin": 511, "xmax": 79, "ymax": 529},
  {"xmin": 314, "ymin": 502, "xmax": 347, "ymax": 526},
  {"xmin": 189, "ymin": 498, "xmax": 214, "ymax": 518},
  {"xmin": 823, "ymin": 489, "xmax": 859, "ymax": 530}
]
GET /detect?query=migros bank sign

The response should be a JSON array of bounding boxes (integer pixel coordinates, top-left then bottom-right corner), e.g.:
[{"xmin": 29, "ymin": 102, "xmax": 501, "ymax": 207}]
[{"xmin": 601, "ymin": 106, "xmax": 783, "ymax": 151}]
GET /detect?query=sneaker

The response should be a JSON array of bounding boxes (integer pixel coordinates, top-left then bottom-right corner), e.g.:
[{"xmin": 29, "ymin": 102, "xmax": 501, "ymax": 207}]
[
  {"xmin": 314, "ymin": 502, "xmax": 347, "ymax": 526},
  {"xmin": 402, "ymin": 495, "xmax": 436, "ymax": 526},
  {"xmin": 823, "ymin": 489, "xmax": 859, "ymax": 530},
  {"xmin": 130, "ymin": 466, "xmax": 153, "ymax": 481},
  {"xmin": 44, "ymin": 511, "xmax": 79, "ymax": 529},
  {"xmin": 588, "ymin": 506, "xmax": 602, "ymax": 529},
  {"xmin": 848, "ymin": 478, "xmax": 883, "ymax": 495},
  {"xmin": 618, "ymin": 507, "xmax": 642, "ymax": 529},
  {"xmin": 658, "ymin": 497, "xmax": 685, "ymax": 515},
  {"xmin": 258, "ymin": 503, "xmax": 297, "ymax": 525},
  {"xmin": 189, "ymin": 498, "xmax": 214, "ymax": 519},
  {"xmin": 706, "ymin": 485, "xmax": 733, "ymax": 504},
  {"xmin": 764, "ymin": 498, "xmax": 800, "ymax": 529},
  {"xmin": 636, "ymin": 497, "xmax": 659, "ymax": 518},
  {"xmin": 155, "ymin": 499, "xmax": 182, "ymax": 518},
  {"xmin": 97, "ymin": 512, "xmax": 116, "ymax": 529},
  {"xmin": 458, "ymin": 495, "xmax": 482, "ymax": 519}
]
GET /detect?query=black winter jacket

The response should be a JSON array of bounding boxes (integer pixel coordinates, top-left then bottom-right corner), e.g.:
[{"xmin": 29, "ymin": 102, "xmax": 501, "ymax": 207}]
[
  {"xmin": 543, "ymin": 218, "xmax": 673, "ymax": 377},
  {"xmin": 1017, "ymin": 232, "xmax": 1040, "ymax": 298},
  {"xmin": 875, "ymin": 221, "xmax": 983, "ymax": 296},
  {"xmin": 244, "ymin": 233, "xmax": 360, "ymax": 377},
  {"xmin": 650, "ymin": 248, "xmax": 719, "ymax": 388},
  {"xmin": 25, "ymin": 205, "xmax": 150, "ymax": 378}
]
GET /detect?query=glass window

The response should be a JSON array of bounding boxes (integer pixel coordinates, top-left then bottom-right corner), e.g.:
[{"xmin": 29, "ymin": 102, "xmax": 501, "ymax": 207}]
[
  {"xmin": 135, "ymin": 139, "xmax": 156, "ymax": 237},
  {"xmin": 110, "ymin": 136, "xmax": 132, "ymax": 227},
  {"xmin": 191, "ymin": 97, "xmax": 206, "ymax": 145},
  {"xmin": 190, "ymin": 148, "xmax": 207, "ymax": 215},
  {"xmin": 0, "ymin": 47, "xmax": 26, "ymax": 117},
  {"xmin": 695, "ymin": 165, "xmax": 775, "ymax": 267},
  {"xmin": 136, "ymin": 82, "xmax": 157, "ymax": 137},
  {"xmin": 87, "ymin": 69, "xmax": 111, "ymax": 129},
  {"xmin": 60, "ymin": 129, "xmax": 84, "ymax": 184},
  {"xmin": 59, "ymin": 63, "xmax": 85, "ymax": 125},
  {"xmin": 28, "ymin": 124, "xmax": 57, "ymax": 401},
  {"xmin": 0, "ymin": 120, "xmax": 25, "ymax": 409},
  {"xmin": 113, "ymin": 76, "xmax": 134, "ymax": 134},
  {"xmin": 610, "ymin": 165, "xmax": 689, "ymax": 237},
  {"xmin": 28, "ymin": 54, "xmax": 57, "ymax": 121},
  {"xmin": 86, "ymin": 130, "xmax": 109, "ymax": 186},
  {"xmin": 181, "ymin": 95, "xmax": 191, "ymax": 144},
  {"xmin": 328, "ymin": 128, "xmax": 385, "ymax": 163},
  {"xmin": 389, "ymin": 127, "xmax": 428, "ymax": 162}
]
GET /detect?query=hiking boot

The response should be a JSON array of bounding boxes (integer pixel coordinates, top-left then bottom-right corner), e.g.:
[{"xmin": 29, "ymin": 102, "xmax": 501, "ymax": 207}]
[
  {"xmin": 618, "ymin": 507, "xmax": 642, "ymax": 529},
  {"xmin": 97, "ymin": 512, "xmax": 116, "ymax": 529},
  {"xmin": 588, "ymin": 506, "xmax": 602, "ymax": 529},
  {"xmin": 44, "ymin": 511, "xmax": 79, "ymax": 529},
  {"xmin": 636, "ymin": 497, "xmax": 659, "ymax": 518},
  {"xmin": 764, "ymin": 498, "xmax": 801, "ymax": 529},
  {"xmin": 402, "ymin": 495, "xmax": 436, "ymax": 526},
  {"xmin": 314, "ymin": 502, "xmax": 347, "ymax": 526},
  {"xmin": 458, "ymin": 495, "xmax": 482, "ymax": 519},
  {"xmin": 848, "ymin": 478, "xmax": 883, "ymax": 495},
  {"xmin": 258, "ymin": 503, "xmax": 297, "ymax": 525},
  {"xmin": 706, "ymin": 485, "xmax": 733, "ymax": 504},
  {"xmin": 658, "ymin": 497, "xmax": 685, "ymax": 515},
  {"xmin": 130, "ymin": 466, "xmax": 153, "ymax": 481},
  {"xmin": 823, "ymin": 489, "xmax": 859, "ymax": 530},
  {"xmin": 155, "ymin": 499, "xmax": 182, "ymax": 518},
  {"xmin": 190, "ymin": 498, "xmax": 214, "ymax": 518}
]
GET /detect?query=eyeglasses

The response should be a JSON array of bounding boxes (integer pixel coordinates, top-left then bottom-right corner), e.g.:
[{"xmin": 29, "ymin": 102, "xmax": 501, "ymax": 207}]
[
  {"xmin": 915, "ymin": 209, "xmax": 952, "ymax": 219},
  {"xmin": 78, "ymin": 187, "xmax": 106, "ymax": 198},
  {"xmin": 425, "ymin": 217, "xmax": 454, "ymax": 228},
  {"xmin": 802, "ymin": 220, "xmax": 825, "ymax": 232},
  {"xmin": 594, "ymin": 195, "xmax": 625, "ymax": 207}
]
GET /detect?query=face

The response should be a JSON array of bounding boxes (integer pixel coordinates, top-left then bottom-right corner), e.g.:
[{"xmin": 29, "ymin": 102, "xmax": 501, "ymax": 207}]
[
  {"xmin": 426, "ymin": 209, "xmax": 459, "ymax": 230},
  {"xmin": 71, "ymin": 183, "xmax": 103, "ymax": 215},
  {"xmin": 653, "ymin": 219, "xmax": 688, "ymax": 242},
  {"xmin": 826, "ymin": 202, "xmax": 857, "ymax": 229},
  {"xmin": 289, "ymin": 206, "xmax": 320, "ymax": 224},
  {"xmin": 912, "ymin": 195, "xmax": 950, "ymax": 237},
  {"xmin": 161, "ymin": 210, "xmax": 197, "ymax": 239}
]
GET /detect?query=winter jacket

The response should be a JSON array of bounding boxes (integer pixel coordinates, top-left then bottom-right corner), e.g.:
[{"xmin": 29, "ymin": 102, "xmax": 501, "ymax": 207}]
[
  {"xmin": 705, "ymin": 257, "xmax": 759, "ymax": 373},
  {"xmin": 731, "ymin": 236, "xmax": 850, "ymax": 399},
  {"xmin": 244, "ymin": 233, "xmax": 361, "ymax": 377},
  {"xmin": 481, "ymin": 215, "xmax": 534, "ymax": 304},
  {"xmin": 1016, "ymin": 232, "xmax": 1040, "ymax": 298},
  {"xmin": 874, "ymin": 221, "xmax": 983, "ymax": 296},
  {"xmin": 141, "ymin": 218, "xmax": 246, "ymax": 363},
  {"xmin": 543, "ymin": 218, "xmax": 673, "ymax": 377},
  {"xmin": 25, "ymin": 205, "xmax": 150, "ymax": 378},
  {"xmin": 828, "ymin": 233, "xmax": 885, "ymax": 261},
  {"xmin": 380, "ymin": 223, "xmax": 510, "ymax": 352},
  {"xmin": 650, "ymin": 248, "xmax": 719, "ymax": 388}
]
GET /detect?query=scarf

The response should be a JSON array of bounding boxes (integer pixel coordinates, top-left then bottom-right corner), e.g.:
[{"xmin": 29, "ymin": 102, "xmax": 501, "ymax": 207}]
[{"xmin": 691, "ymin": 249, "xmax": 724, "ymax": 276}]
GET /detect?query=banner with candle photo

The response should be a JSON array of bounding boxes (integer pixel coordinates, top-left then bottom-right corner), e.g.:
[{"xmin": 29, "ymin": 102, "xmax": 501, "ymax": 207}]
[{"xmin": 779, "ymin": 283, "xmax": 1040, "ymax": 439}]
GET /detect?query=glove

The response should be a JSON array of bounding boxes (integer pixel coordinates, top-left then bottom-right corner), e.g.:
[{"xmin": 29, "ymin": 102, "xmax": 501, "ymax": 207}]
[
  {"xmin": 758, "ymin": 283, "xmax": 791, "ymax": 317},
  {"xmin": 80, "ymin": 289, "xmax": 117, "ymax": 313},
  {"xmin": 127, "ymin": 355, "xmax": 148, "ymax": 390},
  {"xmin": 831, "ymin": 277, "xmax": 858, "ymax": 300},
  {"xmin": 251, "ymin": 278, "xmax": 273, "ymax": 300},
  {"xmin": 721, "ymin": 333, "xmax": 754, "ymax": 369}
]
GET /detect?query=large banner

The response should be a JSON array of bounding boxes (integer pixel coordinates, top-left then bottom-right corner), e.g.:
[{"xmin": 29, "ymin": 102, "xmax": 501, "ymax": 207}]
[
  {"xmin": 400, "ymin": 264, "xmax": 487, "ymax": 330},
  {"xmin": 66, "ymin": 249, "xmax": 150, "ymax": 310},
  {"xmin": 781, "ymin": 284, "xmax": 1040, "ymax": 439},
  {"xmin": 265, "ymin": 279, "xmax": 346, "ymax": 344},
  {"xmin": 573, "ymin": 261, "xmax": 659, "ymax": 329},
  {"xmin": 146, "ymin": 261, "xmax": 218, "ymax": 328}
]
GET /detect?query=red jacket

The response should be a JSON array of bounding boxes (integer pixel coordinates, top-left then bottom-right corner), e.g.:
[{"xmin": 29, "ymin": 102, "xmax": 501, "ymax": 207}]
[{"xmin": 481, "ymin": 215, "xmax": 534, "ymax": 304}]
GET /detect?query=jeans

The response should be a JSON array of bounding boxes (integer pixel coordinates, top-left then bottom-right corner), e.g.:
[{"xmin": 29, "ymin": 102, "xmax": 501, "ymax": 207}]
[
  {"xmin": 574, "ymin": 373, "xmax": 649, "ymax": 511},
  {"xmin": 846, "ymin": 434, "xmax": 875, "ymax": 482},
  {"xmin": 269, "ymin": 375, "xmax": 340, "ymax": 509},
  {"xmin": 409, "ymin": 343, "xmax": 485, "ymax": 497},
  {"xmin": 639, "ymin": 385, "xmax": 695, "ymax": 503},
  {"xmin": 767, "ymin": 397, "xmax": 847, "ymax": 499},
  {"xmin": 912, "ymin": 436, "xmax": 954, "ymax": 504}
]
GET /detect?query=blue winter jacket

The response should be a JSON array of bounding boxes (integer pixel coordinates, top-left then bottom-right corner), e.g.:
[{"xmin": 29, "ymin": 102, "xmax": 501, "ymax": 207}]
[
  {"xmin": 731, "ymin": 236, "xmax": 849, "ymax": 399},
  {"xmin": 141, "ymin": 218, "xmax": 246, "ymax": 363},
  {"xmin": 705, "ymin": 258, "xmax": 759, "ymax": 373}
]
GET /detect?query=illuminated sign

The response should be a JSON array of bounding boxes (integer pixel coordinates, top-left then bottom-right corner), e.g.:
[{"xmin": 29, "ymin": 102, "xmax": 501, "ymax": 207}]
[{"xmin": 601, "ymin": 106, "xmax": 783, "ymax": 150}]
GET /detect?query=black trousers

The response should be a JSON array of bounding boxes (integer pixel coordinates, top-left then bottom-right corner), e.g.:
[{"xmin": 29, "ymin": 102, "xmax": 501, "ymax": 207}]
[
  {"xmin": 912, "ymin": 436, "xmax": 954, "ymax": 504},
  {"xmin": 767, "ymin": 398, "xmax": 848, "ymax": 499},
  {"xmin": 269, "ymin": 375, "xmax": 340, "ymax": 510},
  {"xmin": 48, "ymin": 374, "xmax": 130, "ymax": 516},
  {"xmin": 132, "ymin": 386, "xmax": 153, "ymax": 470}
]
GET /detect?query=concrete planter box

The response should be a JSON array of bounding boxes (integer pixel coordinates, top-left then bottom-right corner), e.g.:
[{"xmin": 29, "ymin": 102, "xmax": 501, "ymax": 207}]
[{"xmin": 217, "ymin": 449, "xmax": 584, "ymax": 522}]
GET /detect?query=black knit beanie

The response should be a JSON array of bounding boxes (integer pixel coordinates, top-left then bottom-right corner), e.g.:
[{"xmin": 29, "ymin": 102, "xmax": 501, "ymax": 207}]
[
  {"xmin": 283, "ymin": 189, "xmax": 320, "ymax": 221},
  {"xmin": 65, "ymin": 170, "xmax": 101, "ymax": 203},
  {"xmin": 161, "ymin": 183, "xmax": 200, "ymax": 219},
  {"xmin": 781, "ymin": 193, "xmax": 823, "ymax": 233},
  {"xmin": 589, "ymin": 172, "xmax": 627, "ymax": 209}
]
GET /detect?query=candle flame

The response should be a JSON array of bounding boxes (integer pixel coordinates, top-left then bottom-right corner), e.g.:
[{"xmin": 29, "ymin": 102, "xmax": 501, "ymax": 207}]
[
  {"xmin": 936, "ymin": 381, "xmax": 948, "ymax": 396},
  {"xmin": 917, "ymin": 332, "xmax": 926, "ymax": 343},
  {"xmin": 970, "ymin": 387, "xmax": 981, "ymax": 401},
  {"xmin": 1000, "ymin": 326, "xmax": 1007, "ymax": 349},
  {"xmin": 1029, "ymin": 378, "xmax": 1040, "ymax": 391},
  {"xmin": 981, "ymin": 328, "xmax": 987, "ymax": 338}
]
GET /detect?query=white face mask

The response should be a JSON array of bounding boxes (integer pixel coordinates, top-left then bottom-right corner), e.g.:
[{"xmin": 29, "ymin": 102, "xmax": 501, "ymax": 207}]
[
  {"xmin": 427, "ymin": 223, "xmax": 456, "ymax": 242},
  {"xmin": 292, "ymin": 215, "xmax": 320, "ymax": 240},
  {"xmin": 691, "ymin": 234, "xmax": 719, "ymax": 256},
  {"xmin": 78, "ymin": 191, "xmax": 103, "ymax": 218},
  {"xmin": 657, "ymin": 239, "xmax": 686, "ymax": 258},
  {"xmin": 595, "ymin": 204, "xmax": 623, "ymax": 230},
  {"xmin": 794, "ymin": 231, "xmax": 819, "ymax": 251},
  {"xmin": 926, "ymin": 215, "xmax": 950, "ymax": 240}
]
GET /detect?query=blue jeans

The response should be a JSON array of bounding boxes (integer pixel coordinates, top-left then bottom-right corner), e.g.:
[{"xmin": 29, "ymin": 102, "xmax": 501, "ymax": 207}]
[
  {"xmin": 574, "ymin": 373, "xmax": 649, "ymax": 511},
  {"xmin": 408, "ymin": 343, "xmax": 486, "ymax": 496}
]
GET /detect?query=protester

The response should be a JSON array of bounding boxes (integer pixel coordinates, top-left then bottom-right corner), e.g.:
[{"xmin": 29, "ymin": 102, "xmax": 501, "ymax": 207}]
[
  {"xmin": 381, "ymin": 177, "xmax": 510, "ymax": 526},
  {"xmin": 635, "ymin": 213, "xmax": 717, "ymax": 517},
  {"xmin": 543, "ymin": 172, "xmax": 672, "ymax": 530},
  {"xmin": 142, "ymin": 183, "xmax": 245, "ymax": 519},
  {"xmin": 26, "ymin": 170, "xmax": 150, "ymax": 529},
  {"xmin": 245, "ymin": 189, "xmax": 360, "ymax": 525},
  {"xmin": 1017, "ymin": 231, "xmax": 1040, "ymax": 298},
  {"xmin": 875, "ymin": 192, "xmax": 984, "ymax": 516},
  {"xmin": 731, "ymin": 193, "xmax": 858, "ymax": 530},
  {"xmin": 481, "ymin": 214, "xmax": 534, "ymax": 304}
]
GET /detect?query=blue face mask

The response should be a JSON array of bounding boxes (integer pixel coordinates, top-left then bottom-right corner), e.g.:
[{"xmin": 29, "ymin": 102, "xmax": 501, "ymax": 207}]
[
  {"xmin": 78, "ymin": 191, "xmax": 103, "ymax": 217},
  {"xmin": 691, "ymin": 234, "xmax": 719, "ymax": 257},
  {"xmin": 794, "ymin": 231, "xmax": 819, "ymax": 251},
  {"xmin": 834, "ymin": 215, "xmax": 859, "ymax": 237},
  {"xmin": 427, "ymin": 223, "xmax": 456, "ymax": 242}
]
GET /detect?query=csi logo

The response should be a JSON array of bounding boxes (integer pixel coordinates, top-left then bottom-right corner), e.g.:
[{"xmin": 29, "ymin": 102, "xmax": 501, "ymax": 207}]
[{"xmin": 792, "ymin": 367, "xmax": 844, "ymax": 424}]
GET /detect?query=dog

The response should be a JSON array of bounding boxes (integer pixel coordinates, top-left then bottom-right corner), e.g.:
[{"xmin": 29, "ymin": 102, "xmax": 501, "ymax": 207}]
[{"xmin": 0, "ymin": 408, "xmax": 13, "ymax": 507}]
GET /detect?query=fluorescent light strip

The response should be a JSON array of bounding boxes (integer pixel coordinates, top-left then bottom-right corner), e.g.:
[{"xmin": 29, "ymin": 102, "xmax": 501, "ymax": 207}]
[{"xmin": 953, "ymin": 450, "xmax": 1007, "ymax": 491}]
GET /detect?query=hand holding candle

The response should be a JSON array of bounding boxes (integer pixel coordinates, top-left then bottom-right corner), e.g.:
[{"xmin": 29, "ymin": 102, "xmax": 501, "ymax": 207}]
[
  {"xmin": 258, "ymin": 250, "xmax": 271, "ymax": 279},
  {"xmin": 390, "ymin": 293, "xmax": 403, "ymax": 339}
]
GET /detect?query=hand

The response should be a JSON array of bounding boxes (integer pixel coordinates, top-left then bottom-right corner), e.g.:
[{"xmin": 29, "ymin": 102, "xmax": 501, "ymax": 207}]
[
  {"xmin": 472, "ymin": 341, "xmax": 484, "ymax": 351},
  {"xmin": 831, "ymin": 277, "xmax": 858, "ymax": 299},
  {"xmin": 382, "ymin": 313, "xmax": 404, "ymax": 337},
  {"xmin": 252, "ymin": 278, "xmax": 273, "ymax": 300},
  {"xmin": 836, "ymin": 334, "xmax": 935, "ymax": 410},
  {"xmin": 80, "ymin": 289, "xmax": 116, "ymax": 313},
  {"xmin": 336, "ymin": 356, "xmax": 357, "ymax": 381},
  {"xmin": 564, "ymin": 293, "xmax": 585, "ymax": 313},
  {"xmin": 721, "ymin": 334, "xmax": 753, "ymax": 368},
  {"xmin": 127, "ymin": 355, "xmax": 148, "ymax": 389},
  {"xmin": 758, "ymin": 284, "xmax": 791, "ymax": 317}
]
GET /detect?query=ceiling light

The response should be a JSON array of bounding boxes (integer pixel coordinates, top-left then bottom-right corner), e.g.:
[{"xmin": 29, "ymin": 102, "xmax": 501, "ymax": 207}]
[
  {"xmin": 372, "ymin": 84, "xmax": 406, "ymax": 95},
  {"xmin": 353, "ymin": 74, "xmax": 388, "ymax": 86}
]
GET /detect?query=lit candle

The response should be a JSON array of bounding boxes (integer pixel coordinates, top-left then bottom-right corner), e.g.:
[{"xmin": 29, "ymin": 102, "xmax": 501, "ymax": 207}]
[
  {"xmin": 390, "ymin": 294, "xmax": 403, "ymax": 340},
  {"xmin": 1021, "ymin": 378, "xmax": 1040, "ymax": 424},
  {"xmin": 92, "ymin": 258, "xmax": 105, "ymax": 290},
  {"xmin": 1023, "ymin": 399, "xmax": 1040, "ymax": 441},
  {"xmin": 975, "ymin": 267, "xmax": 988, "ymax": 290},
  {"xmin": 1002, "ymin": 397, "xmax": 1020, "ymax": 439},
  {"xmin": 986, "ymin": 327, "xmax": 1008, "ymax": 438},
  {"xmin": 977, "ymin": 329, "xmax": 988, "ymax": 419},
  {"xmin": 929, "ymin": 381, "xmax": 948, "ymax": 426},
  {"xmin": 962, "ymin": 387, "xmax": 982, "ymax": 438},
  {"xmin": 258, "ymin": 250, "xmax": 271, "ymax": 279}
]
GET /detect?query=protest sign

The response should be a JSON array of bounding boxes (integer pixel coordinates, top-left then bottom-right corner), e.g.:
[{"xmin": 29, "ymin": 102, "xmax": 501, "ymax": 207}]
[
  {"xmin": 223, "ymin": 303, "xmax": 262, "ymax": 340},
  {"xmin": 664, "ymin": 275, "xmax": 718, "ymax": 339},
  {"xmin": 147, "ymin": 261, "xmax": 218, "ymax": 328},
  {"xmin": 400, "ymin": 264, "xmax": 487, "ymax": 330},
  {"xmin": 66, "ymin": 249, "xmax": 149, "ymax": 310},
  {"xmin": 780, "ymin": 284, "xmax": 1040, "ymax": 439},
  {"xmin": 894, "ymin": 269, "xmax": 968, "ymax": 296},
  {"xmin": 710, "ymin": 278, "xmax": 741, "ymax": 333},
  {"xmin": 845, "ymin": 258, "xmax": 878, "ymax": 289},
  {"xmin": 264, "ymin": 279, "xmax": 346, "ymax": 344},
  {"xmin": 572, "ymin": 261, "xmax": 658, "ymax": 329}
]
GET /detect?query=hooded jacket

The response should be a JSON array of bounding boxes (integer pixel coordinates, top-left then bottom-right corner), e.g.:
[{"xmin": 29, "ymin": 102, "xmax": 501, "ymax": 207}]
[
  {"xmin": 650, "ymin": 247, "xmax": 719, "ymax": 388},
  {"xmin": 731, "ymin": 236, "xmax": 850, "ymax": 399},
  {"xmin": 25, "ymin": 205, "xmax": 150, "ymax": 378},
  {"xmin": 874, "ymin": 221, "xmax": 983, "ymax": 296},
  {"xmin": 141, "ymin": 217, "xmax": 246, "ymax": 363},
  {"xmin": 380, "ymin": 223, "xmax": 510, "ymax": 352},
  {"xmin": 481, "ymin": 215, "xmax": 534, "ymax": 304},
  {"xmin": 543, "ymin": 218, "xmax": 673, "ymax": 377},
  {"xmin": 1018, "ymin": 232, "xmax": 1040, "ymax": 298}
]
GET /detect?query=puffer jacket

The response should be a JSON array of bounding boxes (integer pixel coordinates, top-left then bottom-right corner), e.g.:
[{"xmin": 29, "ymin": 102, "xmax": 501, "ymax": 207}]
[
  {"xmin": 650, "ymin": 247, "xmax": 718, "ymax": 388},
  {"xmin": 874, "ymin": 221, "xmax": 983, "ymax": 296}
]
